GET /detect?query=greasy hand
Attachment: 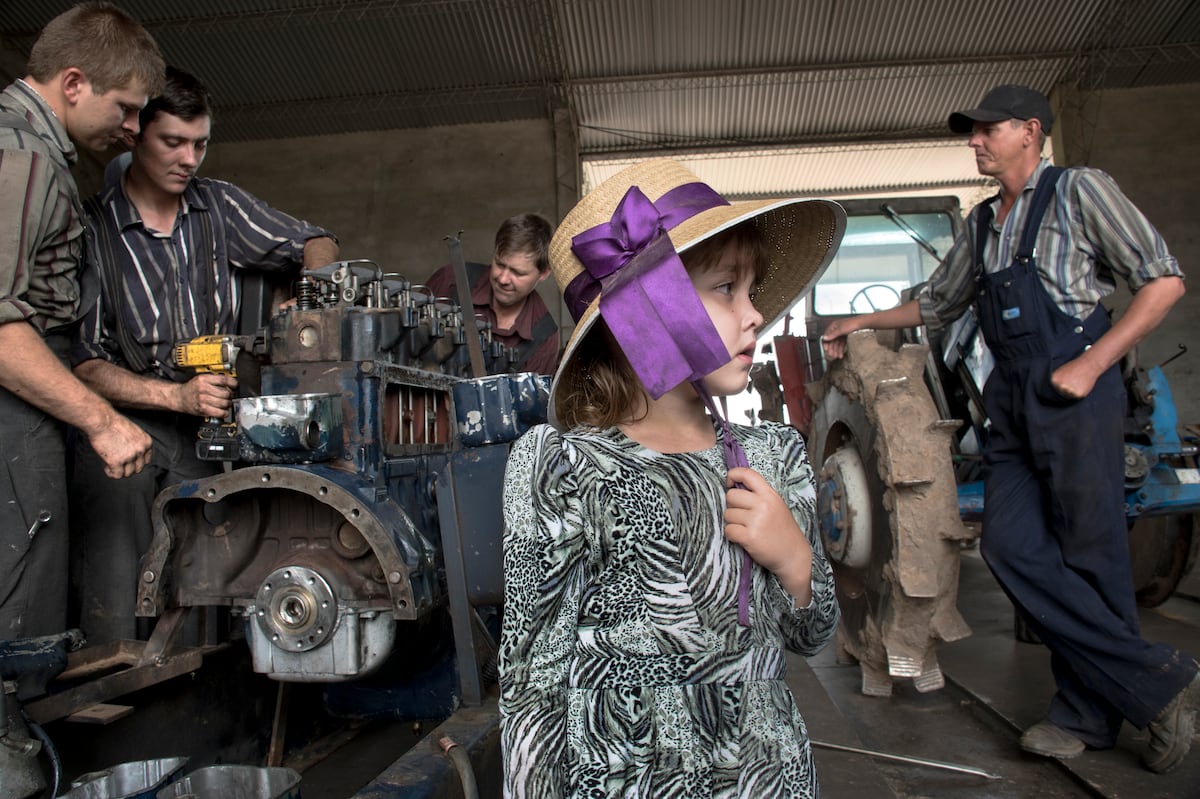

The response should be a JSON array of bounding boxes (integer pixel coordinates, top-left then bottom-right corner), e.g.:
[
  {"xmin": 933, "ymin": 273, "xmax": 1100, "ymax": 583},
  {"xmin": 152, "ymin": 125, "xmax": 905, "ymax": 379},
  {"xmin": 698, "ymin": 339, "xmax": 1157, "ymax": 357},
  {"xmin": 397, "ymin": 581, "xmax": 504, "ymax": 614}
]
[
  {"xmin": 724, "ymin": 466, "xmax": 813, "ymax": 598},
  {"xmin": 89, "ymin": 413, "xmax": 152, "ymax": 479},
  {"xmin": 179, "ymin": 373, "xmax": 239, "ymax": 417},
  {"xmin": 820, "ymin": 318, "xmax": 857, "ymax": 361},
  {"xmin": 1050, "ymin": 356, "xmax": 1100, "ymax": 400}
]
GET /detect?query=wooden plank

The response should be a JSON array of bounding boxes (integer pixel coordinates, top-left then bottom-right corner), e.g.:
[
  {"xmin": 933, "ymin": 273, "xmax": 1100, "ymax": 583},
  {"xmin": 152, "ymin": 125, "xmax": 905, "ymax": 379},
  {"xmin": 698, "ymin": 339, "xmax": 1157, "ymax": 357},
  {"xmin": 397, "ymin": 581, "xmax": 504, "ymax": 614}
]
[{"xmin": 65, "ymin": 703, "xmax": 134, "ymax": 725}]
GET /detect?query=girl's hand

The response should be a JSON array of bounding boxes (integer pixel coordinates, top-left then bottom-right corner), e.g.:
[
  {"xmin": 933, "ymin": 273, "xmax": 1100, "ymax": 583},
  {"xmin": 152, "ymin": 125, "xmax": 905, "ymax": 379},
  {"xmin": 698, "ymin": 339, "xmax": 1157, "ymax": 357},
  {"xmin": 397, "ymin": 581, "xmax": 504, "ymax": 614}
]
[{"xmin": 724, "ymin": 466, "xmax": 814, "ymax": 606}]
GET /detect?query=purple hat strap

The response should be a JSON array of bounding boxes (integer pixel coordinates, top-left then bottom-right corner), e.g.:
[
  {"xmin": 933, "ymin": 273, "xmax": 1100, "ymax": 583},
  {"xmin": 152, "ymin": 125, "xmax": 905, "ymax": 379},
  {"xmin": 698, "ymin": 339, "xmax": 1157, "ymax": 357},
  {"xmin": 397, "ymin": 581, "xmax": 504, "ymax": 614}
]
[
  {"xmin": 569, "ymin": 182, "xmax": 733, "ymax": 399},
  {"xmin": 693, "ymin": 379, "xmax": 754, "ymax": 628}
]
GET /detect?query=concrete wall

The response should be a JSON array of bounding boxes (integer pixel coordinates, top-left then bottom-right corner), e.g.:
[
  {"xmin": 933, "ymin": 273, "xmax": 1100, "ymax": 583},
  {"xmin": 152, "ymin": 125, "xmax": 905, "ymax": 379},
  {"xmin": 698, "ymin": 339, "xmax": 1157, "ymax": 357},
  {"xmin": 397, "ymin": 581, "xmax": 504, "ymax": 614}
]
[
  {"xmin": 1056, "ymin": 82, "xmax": 1200, "ymax": 422},
  {"xmin": 190, "ymin": 117, "xmax": 569, "ymax": 342}
]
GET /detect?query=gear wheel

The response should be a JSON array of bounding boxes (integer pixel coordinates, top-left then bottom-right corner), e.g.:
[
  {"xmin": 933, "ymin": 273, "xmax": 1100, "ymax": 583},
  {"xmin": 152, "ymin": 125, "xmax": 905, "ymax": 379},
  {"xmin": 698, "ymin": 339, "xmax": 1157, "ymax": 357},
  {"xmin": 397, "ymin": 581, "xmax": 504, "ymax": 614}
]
[{"xmin": 810, "ymin": 330, "xmax": 976, "ymax": 696}]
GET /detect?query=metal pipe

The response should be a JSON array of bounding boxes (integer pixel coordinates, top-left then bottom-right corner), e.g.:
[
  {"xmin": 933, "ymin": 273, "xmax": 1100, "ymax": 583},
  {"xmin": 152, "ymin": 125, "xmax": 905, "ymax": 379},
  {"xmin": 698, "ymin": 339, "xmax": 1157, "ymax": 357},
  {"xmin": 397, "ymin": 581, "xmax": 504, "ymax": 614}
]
[{"xmin": 811, "ymin": 739, "xmax": 1001, "ymax": 780}]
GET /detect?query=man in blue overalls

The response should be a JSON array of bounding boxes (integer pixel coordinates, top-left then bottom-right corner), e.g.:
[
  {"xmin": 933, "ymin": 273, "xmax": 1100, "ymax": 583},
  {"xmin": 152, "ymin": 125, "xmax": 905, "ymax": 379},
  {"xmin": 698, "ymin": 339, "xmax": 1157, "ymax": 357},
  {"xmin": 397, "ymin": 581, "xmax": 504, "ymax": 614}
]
[{"xmin": 822, "ymin": 85, "xmax": 1199, "ymax": 774}]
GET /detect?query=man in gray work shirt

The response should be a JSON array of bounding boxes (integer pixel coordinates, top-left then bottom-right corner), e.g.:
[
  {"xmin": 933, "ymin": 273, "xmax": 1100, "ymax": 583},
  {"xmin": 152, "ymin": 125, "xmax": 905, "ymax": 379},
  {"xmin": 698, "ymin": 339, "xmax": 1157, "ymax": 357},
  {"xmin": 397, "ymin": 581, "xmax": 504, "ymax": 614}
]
[{"xmin": 0, "ymin": 2, "xmax": 160, "ymax": 642}]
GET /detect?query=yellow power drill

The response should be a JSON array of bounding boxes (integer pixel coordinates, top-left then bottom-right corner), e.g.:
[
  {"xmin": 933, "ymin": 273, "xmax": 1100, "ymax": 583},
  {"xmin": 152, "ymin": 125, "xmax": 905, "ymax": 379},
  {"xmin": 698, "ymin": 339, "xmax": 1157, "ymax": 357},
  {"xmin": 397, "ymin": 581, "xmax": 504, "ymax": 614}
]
[{"xmin": 173, "ymin": 334, "xmax": 251, "ymax": 460}]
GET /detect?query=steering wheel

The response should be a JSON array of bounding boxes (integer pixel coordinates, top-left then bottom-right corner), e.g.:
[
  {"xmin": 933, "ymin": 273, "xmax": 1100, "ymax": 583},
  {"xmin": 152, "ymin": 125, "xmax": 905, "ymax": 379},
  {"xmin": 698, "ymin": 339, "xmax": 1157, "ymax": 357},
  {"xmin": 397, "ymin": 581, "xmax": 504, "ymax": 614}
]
[{"xmin": 849, "ymin": 283, "xmax": 903, "ymax": 314}]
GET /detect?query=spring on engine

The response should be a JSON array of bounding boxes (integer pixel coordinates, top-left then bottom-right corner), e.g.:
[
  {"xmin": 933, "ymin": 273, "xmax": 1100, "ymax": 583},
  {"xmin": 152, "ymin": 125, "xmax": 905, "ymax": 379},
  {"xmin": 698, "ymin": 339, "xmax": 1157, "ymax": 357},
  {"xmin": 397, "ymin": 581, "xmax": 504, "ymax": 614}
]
[{"xmin": 296, "ymin": 277, "xmax": 318, "ymax": 310}]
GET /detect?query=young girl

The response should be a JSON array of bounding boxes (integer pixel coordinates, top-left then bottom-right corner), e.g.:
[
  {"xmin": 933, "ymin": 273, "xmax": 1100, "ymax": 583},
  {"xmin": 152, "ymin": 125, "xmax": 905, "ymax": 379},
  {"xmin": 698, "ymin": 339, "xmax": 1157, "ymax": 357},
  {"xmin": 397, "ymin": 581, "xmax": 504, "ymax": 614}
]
[{"xmin": 499, "ymin": 160, "xmax": 845, "ymax": 798}]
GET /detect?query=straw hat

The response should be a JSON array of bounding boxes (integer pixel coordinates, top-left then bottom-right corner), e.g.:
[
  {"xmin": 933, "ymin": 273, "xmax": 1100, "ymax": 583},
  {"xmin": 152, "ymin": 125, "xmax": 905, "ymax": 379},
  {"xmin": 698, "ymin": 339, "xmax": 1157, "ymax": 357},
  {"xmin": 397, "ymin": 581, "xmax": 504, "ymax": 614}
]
[{"xmin": 548, "ymin": 159, "xmax": 845, "ymax": 425}]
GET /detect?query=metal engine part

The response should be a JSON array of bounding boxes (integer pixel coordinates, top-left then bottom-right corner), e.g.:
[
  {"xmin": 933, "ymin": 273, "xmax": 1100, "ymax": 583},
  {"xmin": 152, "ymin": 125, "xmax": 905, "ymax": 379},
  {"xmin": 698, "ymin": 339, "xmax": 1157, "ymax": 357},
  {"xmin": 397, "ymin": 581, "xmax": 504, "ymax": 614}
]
[
  {"xmin": 141, "ymin": 463, "xmax": 437, "ymax": 682},
  {"xmin": 1123, "ymin": 444, "xmax": 1150, "ymax": 489},
  {"xmin": 809, "ymin": 330, "xmax": 976, "ymax": 696},
  {"xmin": 0, "ymin": 682, "xmax": 44, "ymax": 799},
  {"xmin": 139, "ymin": 259, "xmax": 546, "ymax": 689},
  {"xmin": 246, "ymin": 565, "xmax": 395, "ymax": 681}
]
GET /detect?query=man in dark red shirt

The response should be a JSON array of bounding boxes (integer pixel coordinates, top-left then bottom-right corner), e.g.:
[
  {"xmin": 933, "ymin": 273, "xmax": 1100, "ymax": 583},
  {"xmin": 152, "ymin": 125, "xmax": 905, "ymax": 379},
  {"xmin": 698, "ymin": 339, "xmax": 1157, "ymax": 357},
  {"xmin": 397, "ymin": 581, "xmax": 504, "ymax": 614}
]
[{"xmin": 425, "ymin": 213, "xmax": 558, "ymax": 375}]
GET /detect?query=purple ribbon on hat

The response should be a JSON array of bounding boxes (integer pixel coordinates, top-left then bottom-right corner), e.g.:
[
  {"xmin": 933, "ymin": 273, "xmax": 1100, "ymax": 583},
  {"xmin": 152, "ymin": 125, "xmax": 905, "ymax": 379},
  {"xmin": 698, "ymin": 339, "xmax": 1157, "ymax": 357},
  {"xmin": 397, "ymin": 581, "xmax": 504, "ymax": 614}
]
[
  {"xmin": 568, "ymin": 182, "xmax": 733, "ymax": 399},
  {"xmin": 571, "ymin": 181, "xmax": 756, "ymax": 626}
]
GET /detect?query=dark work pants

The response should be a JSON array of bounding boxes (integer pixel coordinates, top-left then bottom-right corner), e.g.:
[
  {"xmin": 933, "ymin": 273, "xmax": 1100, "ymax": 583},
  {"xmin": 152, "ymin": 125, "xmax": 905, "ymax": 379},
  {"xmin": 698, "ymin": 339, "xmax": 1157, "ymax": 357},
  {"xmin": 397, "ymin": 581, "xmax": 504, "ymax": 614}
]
[
  {"xmin": 981, "ymin": 356, "xmax": 1197, "ymax": 746},
  {"xmin": 0, "ymin": 386, "xmax": 69, "ymax": 641},
  {"xmin": 70, "ymin": 409, "xmax": 220, "ymax": 644}
]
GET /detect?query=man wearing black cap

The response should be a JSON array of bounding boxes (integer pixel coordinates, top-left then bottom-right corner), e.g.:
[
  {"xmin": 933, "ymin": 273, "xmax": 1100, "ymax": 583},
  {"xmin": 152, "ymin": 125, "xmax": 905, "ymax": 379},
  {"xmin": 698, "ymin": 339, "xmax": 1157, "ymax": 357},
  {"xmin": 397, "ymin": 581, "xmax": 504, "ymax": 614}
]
[{"xmin": 822, "ymin": 84, "xmax": 1198, "ymax": 774}]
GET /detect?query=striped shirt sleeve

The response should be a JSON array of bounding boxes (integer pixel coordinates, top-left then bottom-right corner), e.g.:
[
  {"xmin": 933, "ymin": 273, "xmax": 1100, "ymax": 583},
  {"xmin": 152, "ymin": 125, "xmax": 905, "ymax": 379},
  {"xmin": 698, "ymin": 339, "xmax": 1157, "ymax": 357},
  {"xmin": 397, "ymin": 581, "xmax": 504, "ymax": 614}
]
[
  {"xmin": 1063, "ymin": 168, "xmax": 1182, "ymax": 293},
  {"xmin": 0, "ymin": 147, "xmax": 79, "ymax": 330},
  {"xmin": 208, "ymin": 179, "xmax": 334, "ymax": 272},
  {"xmin": 919, "ymin": 161, "xmax": 1182, "ymax": 333}
]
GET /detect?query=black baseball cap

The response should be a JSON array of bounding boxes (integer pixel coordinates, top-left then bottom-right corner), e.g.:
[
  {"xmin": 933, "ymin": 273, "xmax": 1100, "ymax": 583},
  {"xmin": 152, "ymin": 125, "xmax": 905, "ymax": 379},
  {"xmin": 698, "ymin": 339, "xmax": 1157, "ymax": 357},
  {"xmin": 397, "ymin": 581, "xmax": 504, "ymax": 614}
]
[{"xmin": 948, "ymin": 85, "xmax": 1054, "ymax": 135}]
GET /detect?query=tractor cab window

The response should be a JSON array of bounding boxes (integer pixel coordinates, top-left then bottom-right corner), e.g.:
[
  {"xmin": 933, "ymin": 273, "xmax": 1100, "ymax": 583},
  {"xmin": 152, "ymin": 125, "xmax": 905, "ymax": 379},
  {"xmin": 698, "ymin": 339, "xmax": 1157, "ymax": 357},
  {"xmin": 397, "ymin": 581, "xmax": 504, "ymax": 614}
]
[{"xmin": 811, "ymin": 209, "xmax": 955, "ymax": 316}]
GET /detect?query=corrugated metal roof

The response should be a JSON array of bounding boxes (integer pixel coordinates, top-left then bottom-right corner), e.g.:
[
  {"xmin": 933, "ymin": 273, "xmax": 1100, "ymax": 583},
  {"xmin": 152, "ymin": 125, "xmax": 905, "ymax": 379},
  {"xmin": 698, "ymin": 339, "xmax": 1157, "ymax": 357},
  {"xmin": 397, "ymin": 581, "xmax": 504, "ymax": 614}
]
[
  {"xmin": 0, "ymin": 0, "xmax": 1195, "ymax": 198},
  {"xmin": 571, "ymin": 58, "xmax": 1075, "ymax": 154}
]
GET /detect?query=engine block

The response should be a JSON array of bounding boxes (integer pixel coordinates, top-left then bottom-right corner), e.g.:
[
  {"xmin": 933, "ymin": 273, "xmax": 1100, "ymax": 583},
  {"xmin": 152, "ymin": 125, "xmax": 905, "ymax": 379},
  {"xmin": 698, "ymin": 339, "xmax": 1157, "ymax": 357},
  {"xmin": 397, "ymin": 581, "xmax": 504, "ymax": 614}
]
[{"xmin": 138, "ymin": 260, "xmax": 547, "ymax": 688}]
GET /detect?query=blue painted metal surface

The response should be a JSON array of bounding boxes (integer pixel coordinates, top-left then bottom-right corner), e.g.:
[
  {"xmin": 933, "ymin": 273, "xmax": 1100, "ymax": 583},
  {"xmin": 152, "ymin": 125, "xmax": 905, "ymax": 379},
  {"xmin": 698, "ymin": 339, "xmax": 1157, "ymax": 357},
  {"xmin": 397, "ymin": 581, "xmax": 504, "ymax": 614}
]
[
  {"xmin": 957, "ymin": 480, "xmax": 985, "ymax": 522},
  {"xmin": 818, "ymin": 476, "xmax": 846, "ymax": 549},
  {"xmin": 453, "ymin": 373, "xmax": 549, "ymax": 446},
  {"xmin": 1125, "ymin": 366, "xmax": 1200, "ymax": 517},
  {"xmin": 350, "ymin": 699, "xmax": 501, "ymax": 799}
]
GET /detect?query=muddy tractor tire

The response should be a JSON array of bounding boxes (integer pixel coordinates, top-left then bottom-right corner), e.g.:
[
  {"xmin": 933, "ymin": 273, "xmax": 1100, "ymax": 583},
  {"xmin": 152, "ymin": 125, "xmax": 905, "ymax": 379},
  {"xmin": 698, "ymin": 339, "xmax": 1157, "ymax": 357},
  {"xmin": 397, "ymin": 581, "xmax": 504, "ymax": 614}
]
[{"xmin": 809, "ymin": 330, "xmax": 977, "ymax": 696}]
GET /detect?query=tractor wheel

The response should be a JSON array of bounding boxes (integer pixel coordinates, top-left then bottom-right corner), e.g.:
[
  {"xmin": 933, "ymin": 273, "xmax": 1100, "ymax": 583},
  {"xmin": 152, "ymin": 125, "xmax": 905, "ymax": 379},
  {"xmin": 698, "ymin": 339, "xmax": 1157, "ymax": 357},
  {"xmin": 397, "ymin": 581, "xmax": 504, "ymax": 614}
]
[
  {"xmin": 809, "ymin": 330, "xmax": 977, "ymax": 696},
  {"xmin": 1128, "ymin": 513, "xmax": 1196, "ymax": 608}
]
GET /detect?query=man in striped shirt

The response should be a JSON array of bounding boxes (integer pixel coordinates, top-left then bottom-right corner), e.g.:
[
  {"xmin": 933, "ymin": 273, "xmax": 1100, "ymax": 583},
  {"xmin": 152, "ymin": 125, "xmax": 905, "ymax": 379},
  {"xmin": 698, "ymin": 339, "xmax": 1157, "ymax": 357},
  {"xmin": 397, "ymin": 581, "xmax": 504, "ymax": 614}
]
[
  {"xmin": 0, "ymin": 3, "xmax": 161, "ymax": 642},
  {"xmin": 70, "ymin": 66, "xmax": 338, "ymax": 644},
  {"xmin": 821, "ymin": 85, "xmax": 1198, "ymax": 774}
]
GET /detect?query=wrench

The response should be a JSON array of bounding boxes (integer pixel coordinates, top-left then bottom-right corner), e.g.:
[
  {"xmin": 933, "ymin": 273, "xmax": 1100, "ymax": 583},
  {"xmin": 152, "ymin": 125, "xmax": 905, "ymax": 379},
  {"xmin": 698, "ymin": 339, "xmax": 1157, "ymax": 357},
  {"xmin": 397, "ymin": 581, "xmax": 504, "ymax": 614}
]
[{"xmin": 27, "ymin": 510, "xmax": 51, "ymax": 539}]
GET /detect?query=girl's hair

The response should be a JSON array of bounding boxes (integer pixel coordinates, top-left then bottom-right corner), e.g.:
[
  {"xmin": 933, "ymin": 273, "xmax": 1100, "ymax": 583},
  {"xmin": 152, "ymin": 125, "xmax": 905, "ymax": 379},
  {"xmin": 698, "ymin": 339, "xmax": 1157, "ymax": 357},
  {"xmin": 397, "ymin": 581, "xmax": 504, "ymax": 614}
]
[{"xmin": 554, "ymin": 221, "xmax": 769, "ymax": 430}]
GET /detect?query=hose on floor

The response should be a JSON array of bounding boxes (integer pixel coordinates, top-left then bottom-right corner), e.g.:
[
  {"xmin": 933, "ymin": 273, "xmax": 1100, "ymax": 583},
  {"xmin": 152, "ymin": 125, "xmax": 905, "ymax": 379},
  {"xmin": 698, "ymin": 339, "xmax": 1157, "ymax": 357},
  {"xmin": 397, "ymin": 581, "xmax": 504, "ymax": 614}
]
[{"xmin": 438, "ymin": 735, "xmax": 479, "ymax": 799}]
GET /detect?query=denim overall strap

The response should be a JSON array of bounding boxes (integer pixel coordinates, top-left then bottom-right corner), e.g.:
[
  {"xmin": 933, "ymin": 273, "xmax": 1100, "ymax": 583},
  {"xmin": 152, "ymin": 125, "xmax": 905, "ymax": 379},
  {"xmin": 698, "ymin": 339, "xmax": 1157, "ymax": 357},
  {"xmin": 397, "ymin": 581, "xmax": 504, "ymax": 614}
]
[
  {"xmin": 974, "ymin": 167, "xmax": 1081, "ymax": 362},
  {"xmin": 1016, "ymin": 166, "xmax": 1065, "ymax": 261},
  {"xmin": 973, "ymin": 167, "xmax": 1065, "ymax": 280}
]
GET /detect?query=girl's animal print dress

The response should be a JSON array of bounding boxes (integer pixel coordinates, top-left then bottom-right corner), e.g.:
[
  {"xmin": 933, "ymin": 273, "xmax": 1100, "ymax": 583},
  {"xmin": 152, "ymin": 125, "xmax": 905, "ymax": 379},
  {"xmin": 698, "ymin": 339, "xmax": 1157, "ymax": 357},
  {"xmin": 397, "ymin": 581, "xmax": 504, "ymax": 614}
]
[{"xmin": 500, "ymin": 421, "xmax": 839, "ymax": 798}]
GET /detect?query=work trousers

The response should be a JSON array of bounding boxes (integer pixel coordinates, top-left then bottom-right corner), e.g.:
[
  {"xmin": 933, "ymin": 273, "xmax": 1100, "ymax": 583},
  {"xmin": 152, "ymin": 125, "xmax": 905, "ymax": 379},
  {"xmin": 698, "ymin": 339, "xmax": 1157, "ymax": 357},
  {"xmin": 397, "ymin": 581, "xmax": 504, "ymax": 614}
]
[
  {"xmin": 978, "ymin": 262, "xmax": 1197, "ymax": 746},
  {"xmin": 0, "ymin": 383, "xmax": 69, "ymax": 641},
  {"xmin": 70, "ymin": 409, "xmax": 220, "ymax": 644}
]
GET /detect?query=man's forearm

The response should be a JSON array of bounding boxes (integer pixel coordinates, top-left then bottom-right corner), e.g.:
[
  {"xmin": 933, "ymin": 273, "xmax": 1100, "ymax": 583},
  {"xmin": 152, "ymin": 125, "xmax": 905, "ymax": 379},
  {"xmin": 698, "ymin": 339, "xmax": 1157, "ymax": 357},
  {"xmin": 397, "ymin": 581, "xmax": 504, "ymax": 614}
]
[
  {"xmin": 74, "ymin": 357, "xmax": 183, "ymax": 412},
  {"xmin": 302, "ymin": 236, "xmax": 339, "ymax": 270},
  {"xmin": 832, "ymin": 299, "xmax": 924, "ymax": 336},
  {"xmin": 0, "ymin": 321, "xmax": 131, "ymax": 435},
  {"xmin": 1078, "ymin": 276, "xmax": 1186, "ymax": 376},
  {"xmin": 859, "ymin": 299, "xmax": 924, "ymax": 331}
]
